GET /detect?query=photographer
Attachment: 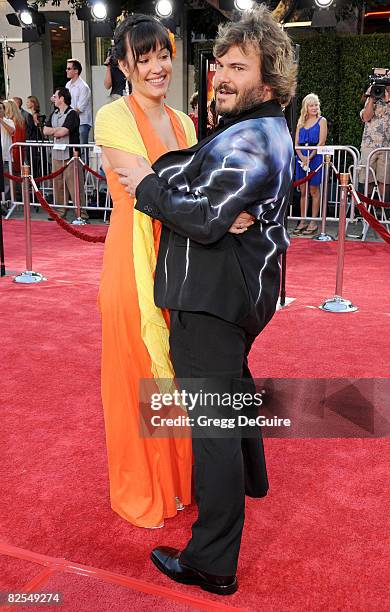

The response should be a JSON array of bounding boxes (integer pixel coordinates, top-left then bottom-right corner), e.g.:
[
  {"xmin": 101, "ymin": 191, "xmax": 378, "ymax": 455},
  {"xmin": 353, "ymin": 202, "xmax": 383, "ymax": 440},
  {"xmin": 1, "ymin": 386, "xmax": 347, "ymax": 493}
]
[
  {"xmin": 360, "ymin": 69, "xmax": 390, "ymax": 200},
  {"xmin": 104, "ymin": 47, "xmax": 128, "ymax": 101}
]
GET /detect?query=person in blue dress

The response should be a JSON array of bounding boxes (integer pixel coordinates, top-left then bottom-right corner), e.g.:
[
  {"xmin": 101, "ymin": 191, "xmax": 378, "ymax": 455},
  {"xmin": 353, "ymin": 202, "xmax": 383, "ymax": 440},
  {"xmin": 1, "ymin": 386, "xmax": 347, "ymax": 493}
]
[{"xmin": 294, "ymin": 93, "xmax": 327, "ymax": 235}]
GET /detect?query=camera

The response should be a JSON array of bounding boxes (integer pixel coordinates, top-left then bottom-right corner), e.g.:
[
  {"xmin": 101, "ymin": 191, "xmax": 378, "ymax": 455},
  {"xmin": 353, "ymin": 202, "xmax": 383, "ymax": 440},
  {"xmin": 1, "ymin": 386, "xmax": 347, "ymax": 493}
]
[
  {"xmin": 104, "ymin": 46, "xmax": 117, "ymax": 67},
  {"xmin": 368, "ymin": 68, "xmax": 390, "ymax": 101},
  {"xmin": 36, "ymin": 114, "xmax": 46, "ymax": 128}
]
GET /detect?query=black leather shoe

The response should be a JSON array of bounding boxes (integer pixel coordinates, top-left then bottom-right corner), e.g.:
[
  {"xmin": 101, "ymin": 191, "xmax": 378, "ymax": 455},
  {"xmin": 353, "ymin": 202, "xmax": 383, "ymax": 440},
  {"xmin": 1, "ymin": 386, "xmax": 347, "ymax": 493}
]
[{"xmin": 150, "ymin": 546, "xmax": 238, "ymax": 595}]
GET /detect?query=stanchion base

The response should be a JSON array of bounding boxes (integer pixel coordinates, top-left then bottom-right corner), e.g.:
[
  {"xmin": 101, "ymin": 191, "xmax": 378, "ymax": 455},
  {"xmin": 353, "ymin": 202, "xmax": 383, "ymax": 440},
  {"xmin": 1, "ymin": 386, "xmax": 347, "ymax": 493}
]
[
  {"xmin": 276, "ymin": 297, "xmax": 296, "ymax": 311},
  {"xmin": 314, "ymin": 233, "xmax": 335, "ymax": 242},
  {"xmin": 14, "ymin": 271, "xmax": 47, "ymax": 284},
  {"xmin": 319, "ymin": 296, "xmax": 358, "ymax": 313},
  {"xmin": 72, "ymin": 217, "xmax": 87, "ymax": 226}
]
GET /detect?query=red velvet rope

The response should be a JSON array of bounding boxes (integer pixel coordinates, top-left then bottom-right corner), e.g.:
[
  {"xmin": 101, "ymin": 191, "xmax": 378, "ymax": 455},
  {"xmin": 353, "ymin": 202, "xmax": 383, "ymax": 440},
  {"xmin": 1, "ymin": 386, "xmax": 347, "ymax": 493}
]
[
  {"xmin": 354, "ymin": 190, "xmax": 390, "ymax": 208},
  {"xmin": 356, "ymin": 202, "xmax": 390, "ymax": 244},
  {"xmin": 292, "ymin": 161, "xmax": 324, "ymax": 188},
  {"xmin": 33, "ymin": 188, "xmax": 106, "ymax": 244},
  {"xmin": 3, "ymin": 171, "xmax": 23, "ymax": 183},
  {"xmin": 292, "ymin": 169, "xmax": 318, "ymax": 187},
  {"xmin": 4, "ymin": 166, "xmax": 67, "ymax": 184},
  {"xmin": 349, "ymin": 187, "xmax": 390, "ymax": 244},
  {"xmin": 34, "ymin": 165, "xmax": 68, "ymax": 183},
  {"xmin": 83, "ymin": 163, "xmax": 106, "ymax": 181}
]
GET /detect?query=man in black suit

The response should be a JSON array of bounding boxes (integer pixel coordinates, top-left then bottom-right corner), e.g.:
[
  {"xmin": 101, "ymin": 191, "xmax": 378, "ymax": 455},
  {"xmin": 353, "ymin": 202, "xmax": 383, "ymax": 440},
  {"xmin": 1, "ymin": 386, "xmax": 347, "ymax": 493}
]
[{"xmin": 117, "ymin": 5, "xmax": 297, "ymax": 596}]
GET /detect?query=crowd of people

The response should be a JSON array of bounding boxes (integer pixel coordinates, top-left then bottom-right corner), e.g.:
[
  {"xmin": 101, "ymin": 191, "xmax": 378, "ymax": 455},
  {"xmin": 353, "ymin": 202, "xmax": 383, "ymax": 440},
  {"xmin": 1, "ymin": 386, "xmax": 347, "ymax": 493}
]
[
  {"xmin": 2, "ymin": 45, "xmax": 389, "ymax": 225},
  {"xmin": 1, "ymin": 58, "xmax": 92, "ymax": 219}
]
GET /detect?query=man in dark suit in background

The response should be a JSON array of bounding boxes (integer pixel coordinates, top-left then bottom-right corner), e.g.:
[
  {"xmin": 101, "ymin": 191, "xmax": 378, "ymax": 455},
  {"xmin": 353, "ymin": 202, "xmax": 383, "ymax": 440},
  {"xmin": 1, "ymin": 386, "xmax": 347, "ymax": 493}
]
[{"xmin": 116, "ymin": 4, "xmax": 297, "ymax": 596}]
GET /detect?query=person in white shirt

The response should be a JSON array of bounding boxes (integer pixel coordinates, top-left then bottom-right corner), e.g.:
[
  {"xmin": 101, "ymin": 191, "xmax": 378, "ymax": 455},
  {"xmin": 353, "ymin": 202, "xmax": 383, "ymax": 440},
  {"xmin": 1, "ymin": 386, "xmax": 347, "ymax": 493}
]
[
  {"xmin": 0, "ymin": 100, "xmax": 16, "ymax": 205},
  {"xmin": 65, "ymin": 59, "xmax": 92, "ymax": 147}
]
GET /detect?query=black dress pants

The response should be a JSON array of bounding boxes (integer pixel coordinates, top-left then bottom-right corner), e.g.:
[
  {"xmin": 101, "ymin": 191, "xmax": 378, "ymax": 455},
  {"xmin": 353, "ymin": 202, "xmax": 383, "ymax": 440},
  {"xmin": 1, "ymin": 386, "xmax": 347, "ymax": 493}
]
[{"xmin": 169, "ymin": 310, "xmax": 268, "ymax": 576}]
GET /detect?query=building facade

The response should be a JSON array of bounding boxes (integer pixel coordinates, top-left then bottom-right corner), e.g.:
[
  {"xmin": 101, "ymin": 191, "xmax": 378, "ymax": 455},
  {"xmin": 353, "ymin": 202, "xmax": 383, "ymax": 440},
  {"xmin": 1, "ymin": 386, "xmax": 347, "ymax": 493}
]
[{"xmin": 0, "ymin": 0, "xmax": 190, "ymax": 136}]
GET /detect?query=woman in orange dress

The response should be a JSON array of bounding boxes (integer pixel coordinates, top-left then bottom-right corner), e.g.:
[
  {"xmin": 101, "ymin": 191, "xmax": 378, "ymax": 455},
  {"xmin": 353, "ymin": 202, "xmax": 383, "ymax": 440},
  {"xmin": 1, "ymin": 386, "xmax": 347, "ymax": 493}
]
[{"xmin": 94, "ymin": 15, "xmax": 196, "ymax": 528}]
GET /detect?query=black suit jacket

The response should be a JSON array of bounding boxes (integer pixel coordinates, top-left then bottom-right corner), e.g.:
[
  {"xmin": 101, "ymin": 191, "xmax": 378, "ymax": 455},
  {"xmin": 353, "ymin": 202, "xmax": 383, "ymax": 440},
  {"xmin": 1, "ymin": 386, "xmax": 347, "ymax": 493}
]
[{"xmin": 135, "ymin": 100, "xmax": 294, "ymax": 336}]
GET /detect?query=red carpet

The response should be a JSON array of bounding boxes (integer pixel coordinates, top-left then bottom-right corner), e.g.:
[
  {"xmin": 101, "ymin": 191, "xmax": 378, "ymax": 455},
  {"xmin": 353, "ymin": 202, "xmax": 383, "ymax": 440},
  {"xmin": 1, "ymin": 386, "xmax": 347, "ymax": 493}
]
[{"xmin": 0, "ymin": 220, "xmax": 389, "ymax": 611}]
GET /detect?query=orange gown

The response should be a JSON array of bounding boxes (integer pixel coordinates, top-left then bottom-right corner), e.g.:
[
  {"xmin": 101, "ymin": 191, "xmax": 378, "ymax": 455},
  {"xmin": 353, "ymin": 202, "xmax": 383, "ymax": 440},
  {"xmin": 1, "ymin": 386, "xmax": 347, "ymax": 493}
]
[{"xmin": 97, "ymin": 96, "xmax": 193, "ymax": 527}]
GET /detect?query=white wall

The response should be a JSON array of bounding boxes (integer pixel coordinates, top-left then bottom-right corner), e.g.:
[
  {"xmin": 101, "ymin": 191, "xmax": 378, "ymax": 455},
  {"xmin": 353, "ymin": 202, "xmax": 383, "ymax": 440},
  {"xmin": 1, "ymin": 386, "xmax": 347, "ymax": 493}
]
[
  {"xmin": 1, "ymin": 1, "xmax": 190, "ymax": 129},
  {"xmin": 91, "ymin": 64, "xmax": 110, "ymax": 137},
  {"xmin": 70, "ymin": 14, "xmax": 91, "ymax": 86},
  {"xmin": 166, "ymin": 38, "xmax": 184, "ymax": 112}
]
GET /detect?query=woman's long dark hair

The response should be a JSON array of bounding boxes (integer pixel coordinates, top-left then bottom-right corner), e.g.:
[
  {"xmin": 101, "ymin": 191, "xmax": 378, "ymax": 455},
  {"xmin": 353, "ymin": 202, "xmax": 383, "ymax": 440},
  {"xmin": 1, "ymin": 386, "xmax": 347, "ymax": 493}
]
[{"xmin": 114, "ymin": 14, "xmax": 172, "ymax": 67}]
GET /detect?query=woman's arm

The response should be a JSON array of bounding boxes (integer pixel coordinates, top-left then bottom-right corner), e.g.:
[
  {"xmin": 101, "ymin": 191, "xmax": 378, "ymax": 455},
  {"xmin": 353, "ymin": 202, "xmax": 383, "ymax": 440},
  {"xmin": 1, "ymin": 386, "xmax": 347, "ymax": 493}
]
[
  {"xmin": 104, "ymin": 66, "xmax": 112, "ymax": 91},
  {"xmin": 101, "ymin": 146, "xmax": 151, "ymax": 178},
  {"xmin": 32, "ymin": 112, "xmax": 40, "ymax": 127},
  {"xmin": 294, "ymin": 124, "xmax": 307, "ymax": 163},
  {"xmin": 318, "ymin": 117, "xmax": 327, "ymax": 146},
  {"xmin": 308, "ymin": 117, "xmax": 327, "ymax": 161},
  {"xmin": 1, "ymin": 118, "xmax": 15, "ymax": 136}
]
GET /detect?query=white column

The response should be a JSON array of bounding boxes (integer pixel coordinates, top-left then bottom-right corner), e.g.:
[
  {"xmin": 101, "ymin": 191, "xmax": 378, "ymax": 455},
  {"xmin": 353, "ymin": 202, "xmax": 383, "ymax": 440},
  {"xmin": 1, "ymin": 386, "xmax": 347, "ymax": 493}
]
[
  {"xmin": 69, "ymin": 13, "xmax": 91, "ymax": 86},
  {"xmin": 166, "ymin": 38, "xmax": 184, "ymax": 111}
]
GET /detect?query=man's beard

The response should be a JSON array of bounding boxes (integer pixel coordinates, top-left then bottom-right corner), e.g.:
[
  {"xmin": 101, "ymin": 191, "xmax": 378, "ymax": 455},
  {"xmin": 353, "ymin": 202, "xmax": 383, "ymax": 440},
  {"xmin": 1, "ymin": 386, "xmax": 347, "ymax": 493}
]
[{"xmin": 216, "ymin": 83, "xmax": 267, "ymax": 119}]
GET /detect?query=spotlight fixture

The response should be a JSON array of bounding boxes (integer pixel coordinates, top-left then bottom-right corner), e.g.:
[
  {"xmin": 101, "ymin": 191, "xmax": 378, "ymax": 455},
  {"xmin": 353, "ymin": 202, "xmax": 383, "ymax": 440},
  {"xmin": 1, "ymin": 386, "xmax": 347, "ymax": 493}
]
[
  {"xmin": 234, "ymin": 0, "xmax": 253, "ymax": 10},
  {"xmin": 19, "ymin": 9, "xmax": 33, "ymax": 26},
  {"xmin": 6, "ymin": 1, "xmax": 46, "ymax": 41},
  {"xmin": 314, "ymin": 0, "xmax": 334, "ymax": 7},
  {"xmin": 155, "ymin": 0, "xmax": 173, "ymax": 18},
  {"xmin": 91, "ymin": 2, "xmax": 107, "ymax": 21}
]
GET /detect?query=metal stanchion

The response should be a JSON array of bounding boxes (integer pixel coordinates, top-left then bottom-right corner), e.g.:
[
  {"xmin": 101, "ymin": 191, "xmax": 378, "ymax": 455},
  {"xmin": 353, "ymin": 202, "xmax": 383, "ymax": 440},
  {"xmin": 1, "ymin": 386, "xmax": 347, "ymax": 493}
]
[
  {"xmin": 319, "ymin": 173, "xmax": 357, "ymax": 313},
  {"xmin": 14, "ymin": 165, "xmax": 46, "ymax": 284},
  {"xmin": 315, "ymin": 154, "xmax": 334, "ymax": 242},
  {"xmin": 71, "ymin": 151, "xmax": 86, "ymax": 226},
  {"xmin": 280, "ymin": 251, "xmax": 287, "ymax": 307},
  {"xmin": 0, "ymin": 210, "xmax": 5, "ymax": 277}
]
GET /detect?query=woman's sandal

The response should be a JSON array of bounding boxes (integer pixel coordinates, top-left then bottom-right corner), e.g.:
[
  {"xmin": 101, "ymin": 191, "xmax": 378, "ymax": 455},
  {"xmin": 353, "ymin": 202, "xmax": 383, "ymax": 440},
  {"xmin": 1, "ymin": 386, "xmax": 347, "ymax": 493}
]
[
  {"xmin": 176, "ymin": 497, "xmax": 185, "ymax": 511},
  {"xmin": 293, "ymin": 224, "xmax": 308, "ymax": 235},
  {"xmin": 302, "ymin": 226, "xmax": 319, "ymax": 235}
]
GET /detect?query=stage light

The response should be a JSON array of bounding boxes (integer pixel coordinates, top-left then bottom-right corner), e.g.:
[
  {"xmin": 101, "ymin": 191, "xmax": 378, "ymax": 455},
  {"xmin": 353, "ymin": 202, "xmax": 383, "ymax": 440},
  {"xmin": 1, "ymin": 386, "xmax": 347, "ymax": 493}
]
[
  {"xmin": 314, "ymin": 0, "xmax": 334, "ymax": 7},
  {"xmin": 19, "ymin": 10, "xmax": 33, "ymax": 26},
  {"xmin": 91, "ymin": 2, "xmax": 107, "ymax": 21},
  {"xmin": 6, "ymin": 3, "xmax": 46, "ymax": 41},
  {"xmin": 156, "ymin": 0, "xmax": 173, "ymax": 18},
  {"xmin": 234, "ymin": 0, "xmax": 253, "ymax": 10}
]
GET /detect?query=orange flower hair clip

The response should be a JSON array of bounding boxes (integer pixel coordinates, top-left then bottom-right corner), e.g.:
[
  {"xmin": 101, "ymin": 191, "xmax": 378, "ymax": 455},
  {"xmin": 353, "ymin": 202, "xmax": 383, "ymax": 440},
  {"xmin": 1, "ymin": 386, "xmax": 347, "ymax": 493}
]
[{"xmin": 168, "ymin": 30, "xmax": 176, "ymax": 59}]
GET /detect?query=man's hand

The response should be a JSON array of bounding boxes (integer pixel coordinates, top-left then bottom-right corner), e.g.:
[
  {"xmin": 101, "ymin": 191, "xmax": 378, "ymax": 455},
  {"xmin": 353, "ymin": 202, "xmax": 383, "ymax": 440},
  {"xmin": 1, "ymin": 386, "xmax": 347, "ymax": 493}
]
[
  {"xmin": 228, "ymin": 211, "xmax": 255, "ymax": 234},
  {"xmin": 115, "ymin": 156, "xmax": 154, "ymax": 197}
]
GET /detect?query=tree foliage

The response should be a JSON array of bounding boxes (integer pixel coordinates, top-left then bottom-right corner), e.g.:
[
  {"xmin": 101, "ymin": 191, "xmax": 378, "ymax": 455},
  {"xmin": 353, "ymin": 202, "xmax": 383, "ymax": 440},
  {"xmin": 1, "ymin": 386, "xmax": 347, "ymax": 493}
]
[{"xmin": 296, "ymin": 33, "xmax": 390, "ymax": 147}]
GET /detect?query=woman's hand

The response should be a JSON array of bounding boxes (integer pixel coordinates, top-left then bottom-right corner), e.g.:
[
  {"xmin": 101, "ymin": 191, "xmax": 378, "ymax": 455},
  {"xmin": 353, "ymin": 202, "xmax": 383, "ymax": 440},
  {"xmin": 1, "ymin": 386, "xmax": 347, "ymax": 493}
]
[
  {"xmin": 228, "ymin": 211, "xmax": 255, "ymax": 235},
  {"xmin": 115, "ymin": 155, "xmax": 154, "ymax": 197}
]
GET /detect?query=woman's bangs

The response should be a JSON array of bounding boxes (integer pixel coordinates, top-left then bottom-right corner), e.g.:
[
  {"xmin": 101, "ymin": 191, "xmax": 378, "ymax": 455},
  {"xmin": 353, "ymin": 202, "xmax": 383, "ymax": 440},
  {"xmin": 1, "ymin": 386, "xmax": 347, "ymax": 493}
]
[{"xmin": 129, "ymin": 23, "xmax": 172, "ymax": 63}]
